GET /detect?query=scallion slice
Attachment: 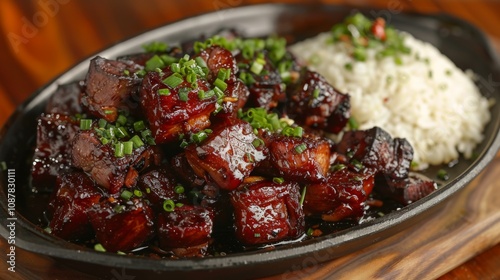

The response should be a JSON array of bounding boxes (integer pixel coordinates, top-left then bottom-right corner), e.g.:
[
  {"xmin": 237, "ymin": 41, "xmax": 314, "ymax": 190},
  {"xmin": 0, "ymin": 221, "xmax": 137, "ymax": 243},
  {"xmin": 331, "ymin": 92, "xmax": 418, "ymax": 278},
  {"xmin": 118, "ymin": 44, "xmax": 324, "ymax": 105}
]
[
  {"xmin": 163, "ymin": 74, "xmax": 184, "ymax": 88},
  {"xmin": 80, "ymin": 119, "xmax": 92, "ymax": 130}
]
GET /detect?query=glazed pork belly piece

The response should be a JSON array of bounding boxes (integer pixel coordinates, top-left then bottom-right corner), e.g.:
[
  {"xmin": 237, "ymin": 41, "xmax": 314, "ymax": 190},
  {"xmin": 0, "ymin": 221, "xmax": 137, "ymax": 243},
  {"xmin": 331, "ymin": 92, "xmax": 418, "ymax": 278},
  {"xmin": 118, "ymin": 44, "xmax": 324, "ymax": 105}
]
[
  {"xmin": 259, "ymin": 132, "xmax": 332, "ymax": 183},
  {"xmin": 230, "ymin": 178, "xmax": 305, "ymax": 245},
  {"xmin": 235, "ymin": 52, "xmax": 286, "ymax": 110},
  {"xmin": 140, "ymin": 71, "xmax": 216, "ymax": 143},
  {"xmin": 48, "ymin": 171, "xmax": 102, "ymax": 241},
  {"xmin": 45, "ymin": 81, "xmax": 84, "ymax": 115},
  {"xmin": 335, "ymin": 127, "xmax": 435, "ymax": 205},
  {"xmin": 137, "ymin": 165, "xmax": 187, "ymax": 208},
  {"xmin": 81, "ymin": 56, "xmax": 143, "ymax": 122},
  {"xmin": 184, "ymin": 118, "xmax": 268, "ymax": 191},
  {"xmin": 303, "ymin": 168, "xmax": 375, "ymax": 222},
  {"xmin": 157, "ymin": 205, "xmax": 214, "ymax": 257},
  {"xmin": 31, "ymin": 113, "xmax": 80, "ymax": 191},
  {"xmin": 286, "ymin": 70, "xmax": 350, "ymax": 134},
  {"xmin": 88, "ymin": 197, "xmax": 155, "ymax": 252},
  {"xmin": 71, "ymin": 129, "xmax": 161, "ymax": 194}
]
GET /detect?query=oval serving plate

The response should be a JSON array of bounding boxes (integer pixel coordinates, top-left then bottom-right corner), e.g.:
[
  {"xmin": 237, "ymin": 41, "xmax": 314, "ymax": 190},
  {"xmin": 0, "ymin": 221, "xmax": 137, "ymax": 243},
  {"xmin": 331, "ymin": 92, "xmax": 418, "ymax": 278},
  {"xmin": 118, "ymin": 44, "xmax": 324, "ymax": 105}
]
[{"xmin": 1, "ymin": 3, "xmax": 500, "ymax": 279}]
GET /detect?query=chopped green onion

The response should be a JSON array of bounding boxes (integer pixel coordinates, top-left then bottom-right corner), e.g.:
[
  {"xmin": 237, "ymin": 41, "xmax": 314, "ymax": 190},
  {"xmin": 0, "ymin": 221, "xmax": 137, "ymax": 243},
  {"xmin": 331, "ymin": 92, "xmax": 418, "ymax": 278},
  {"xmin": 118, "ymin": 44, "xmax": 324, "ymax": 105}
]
[
  {"xmin": 130, "ymin": 135, "xmax": 144, "ymax": 149},
  {"xmin": 133, "ymin": 121, "xmax": 146, "ymax": 132},
  {"xmin": 123, "ymin": 69, "xmax": 130, "ymax": 76},
  {"xmin": 195, "ymin": 56, "xmax": 207, "ymax": 68},
  {"xmin": 98, "ymin": 119, "xmax": 108, "ymax": 128},
  {"xmin": 104, "ymin": 109, "xmax": 115, "ymax": 115},
  {"xmin": 217, "ymin": 68, "xmax": 231, "ymax": 81},
  {"xmin": 175, "ymin": 203, "xmax": 184, "ymax": 208},
  {"xmin": 163, "ymin": 74, "xmax": 184, "ymax": 88},
  {"xmin": 254, "ymin": 233, "xmax": 261, "ymax": 238},
  {"xmin": 94, "ymin": 243, "xmax": 106, "ymax": 252},
  {"xmin": 133, "ymin": 189, "xmax": 143, "ymax": 197},
  {"xmin": 145, "ymin": 187, "xmax": 151, "ymax": 194},
  {"xmin": 158, "ymin": 88, "xmax": 171, "ymax": 96},
  {"xmin": 123, "ymin": 141, "xmax": 133, "ymax": 155},
  {"xmin": 80, "ymin": 119, "xmax": 92, "ymax": 130},
  {"xmin": 145, "ymin": 55, "xmax": 165, "ymax": 72},
  {"xmin": 252, "ymin": 138, "xmax": 264, "ymax": 148},
  {"xmin": 294, "ymin": 143, "xmax": 307, "ymax": 154},
  {"xmin": 344, "ymin": 63, "xmax": 353, "ymax": 71},
  {"xmin": 100, "ymin": 137, "xmax": 109, "ymax": 145},
  {"xmin": 174, "ymin": 185, "xmax": 185, "ymax": 194},
  {"xmin": 121, "ymin": 189, "xmax": 133, "ymax": 200},
  {"xmin": 300, "ymin": 186, "xmax": 307, "ymax": 206},
  {"xmin": 437, "ymin": 169, "xmax": 449, "ymax": 180},
  {"xmin": 306, "ymin": 228, "xmax": 314, "ymax": 236},
  {"xmin": 348, "ymin": 117, "xmax": 359, "ymax": 130},
  {"xmin": 113, "ymin": 204, "xmax": 125, "ymax": 213},
  {"xmin": 117, "ymin": 114, "xmax": 127, "ymax": 126},
  {"xmin": 312, "ymin": 88, "xmax": 320, "ymax": 99},
  {"xmin": 142, "ymin": 41, "xmax": 168, "ymax": 53},
  {"xmin": 250, "ymin": 60, "xmax": 264, "ymax": 75},
  {"xmin": 116, "ymin": 127, "xmax": 129, "ymax": 139},
  {"xmin": 330, "ymin": 164, "xmax": 346, "ymax": 172},
  {"xmin": 178, "ymin": 87, "xmax": 190, "ymax": 102},
  {"xmin": 213, "ymin": 78, "xmax": 228, "ymax": 91},
  {"xmin": 163, "ymin": 199, "xmax": 175, "ymax": 212},
  {"xmin": 115, "ymin": 142, "xmax": 124, "ymax": 157},
  {"xmin": 273, "ymin": 177, "xmax": 284, "ymax": 184},
  {"xmin": 351, "ymin": 159, "xmax": 364, "ymax": 170}
]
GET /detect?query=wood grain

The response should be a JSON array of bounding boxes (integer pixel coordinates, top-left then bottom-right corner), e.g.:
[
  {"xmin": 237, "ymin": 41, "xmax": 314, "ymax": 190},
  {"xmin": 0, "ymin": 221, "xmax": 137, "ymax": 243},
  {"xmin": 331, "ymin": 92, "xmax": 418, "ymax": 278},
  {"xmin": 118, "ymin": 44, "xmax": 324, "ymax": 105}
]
[{"xmin": 0, "ymin": 0, "xmax": 499, "ymax": 279}]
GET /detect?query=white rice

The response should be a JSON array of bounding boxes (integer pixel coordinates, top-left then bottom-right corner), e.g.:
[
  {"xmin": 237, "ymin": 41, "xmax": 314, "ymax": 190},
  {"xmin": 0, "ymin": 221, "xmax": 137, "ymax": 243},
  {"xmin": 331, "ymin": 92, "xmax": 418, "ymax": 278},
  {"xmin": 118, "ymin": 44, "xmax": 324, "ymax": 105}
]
[{"xmin": 290, "ymin": 32, "xmax": 491, "ymax": 169}]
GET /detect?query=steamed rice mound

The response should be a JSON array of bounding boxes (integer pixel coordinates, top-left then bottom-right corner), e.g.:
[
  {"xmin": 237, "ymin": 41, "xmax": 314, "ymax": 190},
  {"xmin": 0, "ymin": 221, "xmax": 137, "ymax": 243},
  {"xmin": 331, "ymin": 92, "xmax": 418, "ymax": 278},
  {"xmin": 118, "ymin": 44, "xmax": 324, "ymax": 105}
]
[{"xmin": 290, "ymin": 32, "xmax": 491, "ymax": 169}]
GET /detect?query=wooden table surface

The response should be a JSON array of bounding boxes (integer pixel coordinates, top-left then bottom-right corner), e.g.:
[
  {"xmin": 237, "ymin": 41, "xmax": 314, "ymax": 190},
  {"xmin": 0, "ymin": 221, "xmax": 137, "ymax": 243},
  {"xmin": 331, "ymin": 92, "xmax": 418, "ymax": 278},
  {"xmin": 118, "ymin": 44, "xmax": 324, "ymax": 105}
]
[{"xmin": 1, "ymin": 0, "xmax": 499, "ymax": 279}]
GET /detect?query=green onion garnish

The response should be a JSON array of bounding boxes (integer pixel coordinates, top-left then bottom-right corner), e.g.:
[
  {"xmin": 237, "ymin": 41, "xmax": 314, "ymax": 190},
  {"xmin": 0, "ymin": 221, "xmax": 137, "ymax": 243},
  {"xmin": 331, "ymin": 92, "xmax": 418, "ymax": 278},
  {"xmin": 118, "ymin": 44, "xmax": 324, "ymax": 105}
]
[
  {"xmin": 163, "ymin": 199, "xmax": 175, "ymax": 212},
  {"xmin": 142, "ymin": 41, "xmax": 168, "ymax": 53},
  {"xmin": 130, "ymin": 135, "xmax": 144, "ymax": 148},
  {"xmin": 133, "ymin": 189, "xmax": 143, "ymax": 197},
  {"xmin": 178, "ymin": 87, "xmax": 190, "ymax": 102},
  {"xmin": 116, "ymin": 114, "xmax": 127, "ymax": 126},
  {"xmin": 145, "ymin": 55, "xmax": 165, "ymax": 72},
  {"xmin": 213, "ymin": 78, "xmax": 228, "ymax": 91},
  {"xmin": 115, "ymin": 142, "xmax": 125, "ymax": 157},
  {"xmin": 252, "ymin": 138, "xmax": 264, "ymax": 148},
  {"xmin": 273, "ymin": 177, "xmax": 284, "ymax": 184},
  {"xmin": 121, "ymin": 189, "xmax": 133, "ymax": 200},
  {"xmin": 133, "ymin": 121, "xmax": 146, "ymax": 132},
  {"xmin": 294, "ymin": 143, "xmax": 307, "ymax": 154},
  {"xmin": 300, "ymin": 186, "xmax": 307, "ymax": 206},
  {"xmin": 312, "ymin": 88, "xmax": 320, "ymax": 99},
  {"xmin": 116, "ymin": 127, "xmax": 129, "ymax": 139},
  {"xmin": 158, "ymin": 88, "xmax": 171, "ymax": 96},
  {"xmin": 98, "ymin": 119, "xmax": 107, "ymax": 128},
  {"xmin": 80, "ymin": 119, "xmax": 92, "ymax": 130},
  {"xmin": 123, "ymin": 141, "xmax": 133, "ymax": 155},
  {"xmin": 163, "ymin": 74, "xmax": 184, "ymax": 88},
  {"xmin": 94, "ymin": 243, "xmax": 106, "ymax": 252},
  {"xmin": 250, "ymin": 60, "xmax": 264, "ymax": 75},
  {"xmin": 174, "ymin": 185, "xmax": 185, "ymax": 194}
]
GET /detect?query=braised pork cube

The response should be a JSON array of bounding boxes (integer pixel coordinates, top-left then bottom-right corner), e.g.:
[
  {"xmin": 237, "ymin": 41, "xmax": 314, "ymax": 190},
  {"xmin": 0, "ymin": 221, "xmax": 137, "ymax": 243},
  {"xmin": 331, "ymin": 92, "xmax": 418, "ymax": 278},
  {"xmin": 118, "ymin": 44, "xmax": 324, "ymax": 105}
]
[
  {"xmin": 286, "ymin": 70, "xmax": 350, "ymax": 134},
  {"xmin": 197, "ymin": 45, "xmax": 248, "ymax": 119},
  {"xmin": 230, "ymin": 178, "xmax": 305, "ymax": 245},
  {"xmin": 336, "ymin": 127, "xmax": 414, "ymax": 201},
  {"xmin": 140, "ymin": 71, "xmax": 216, "ymax": 143},
  {"xmin": 71, "ymin": 130, "xmax": 161, "ymax": 194},
  {"xmin": 48, "ymin": 172, "xmax": 102, "ymax": 241},
  {"xmin": 185, "ymin": 119, "xmax": 268, "ymax": 191},
  {"xmin": 32, "ymin": 114, "xmax": 80, "ymax": 191},
  {"xmin": 262, "ymin": 132, "xmax": 331, "ymax": 183},
  {"xmin": 88, "ymin": 198, "xmax": 155, "ymax": 252},
  {"xmin": 303, "ymin": 168, "xmax": 375, "ymax": 222},
  {"xmin": 137, "ymin": 166, "xmax": 187, "ymax": 208},
  {"xmin": 45, "ymin": 81, "xmax": 84, "ymax": 115},
  {"xmin": 157, "ymin": 205, "xmax": 214, "ymax": 257},
  {"xmin": 81, "ymin": 56, "xmax": 143, "ymax": 122},
  {"xmin": 171, "ymin": 153, "xmax": 205, "ymax": 189},
  {"xmin": 236, "ymin": 52, "xmax": 286, "ymax": 110},
  {"xmin": 397, "ymin": 173, "xmax": 437, "ymax": 205}
]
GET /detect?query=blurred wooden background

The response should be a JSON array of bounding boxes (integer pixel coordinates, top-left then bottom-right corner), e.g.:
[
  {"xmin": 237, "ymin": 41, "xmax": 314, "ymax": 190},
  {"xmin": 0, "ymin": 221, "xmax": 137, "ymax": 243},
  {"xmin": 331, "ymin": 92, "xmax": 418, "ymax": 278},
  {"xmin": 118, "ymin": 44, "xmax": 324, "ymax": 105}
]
[{"xmin": 0, "ymin": 0, "xmax": 499, "ymax": 279}]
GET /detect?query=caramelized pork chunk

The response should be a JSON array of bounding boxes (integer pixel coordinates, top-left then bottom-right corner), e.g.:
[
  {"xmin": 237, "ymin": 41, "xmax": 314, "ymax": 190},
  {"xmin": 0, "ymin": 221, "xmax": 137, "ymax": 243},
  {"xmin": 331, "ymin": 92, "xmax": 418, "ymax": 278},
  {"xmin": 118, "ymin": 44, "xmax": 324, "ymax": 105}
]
[
  {"xmin": 45, "ymin": 81, "xmax": 84, "ymax": 115},
  {"xmin": 48, "ymin": 172, "xmax": 102, "ymax": 240},
  {"xmin": 336, "ymin": 127, "xmax": 415, "ymax": 201},
  {"xmin": 32, "ymin": 113, "xmax": 80, "ymax": 190},
  {"xmin": 81, "ymin": 56, "xmax": 143, "ymax": 122},
  {"xmin": 157, "ymin": 205, "xmax": 214, "ymax": 257},
  {"xmin": 230, "ymin": 178, "xmax": 305, "ymax": 245},
  {"xmin": 286, "ymin": 70, "xmax": 350, "ymax": 133},
  {"xmin": 185, "ymin": 119, "xmax": 268, "ymax": 191},
  {"xmin": 303, "ymin": 168, "xmax": 375, "ymax": 221},
  {"xmin": 88, "ymin": 198, "xmax": 155, "ymax": 252},
  {"xmin": 140, "ymin": 71, "xmax": 216, "ymax": 143},
  {"xmin": 137, "ymin": 166, "xmax": 187, "ymax": 208},
  {"xmin": 71, "ymin": 130, "xmax": 161, "ymax": 194},
  {"xmin": 263, "ymin": 132, "xmax": 331, "ymax": 183}
]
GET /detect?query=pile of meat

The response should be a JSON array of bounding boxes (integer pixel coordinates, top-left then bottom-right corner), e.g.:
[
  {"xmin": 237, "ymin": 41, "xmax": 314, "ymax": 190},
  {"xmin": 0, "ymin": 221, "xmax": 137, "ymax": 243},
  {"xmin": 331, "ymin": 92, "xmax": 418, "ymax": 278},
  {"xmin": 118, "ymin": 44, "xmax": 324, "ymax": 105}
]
[{"xmin": 32, "ymin": 34, "xmax": 436, "ymax": 257}]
